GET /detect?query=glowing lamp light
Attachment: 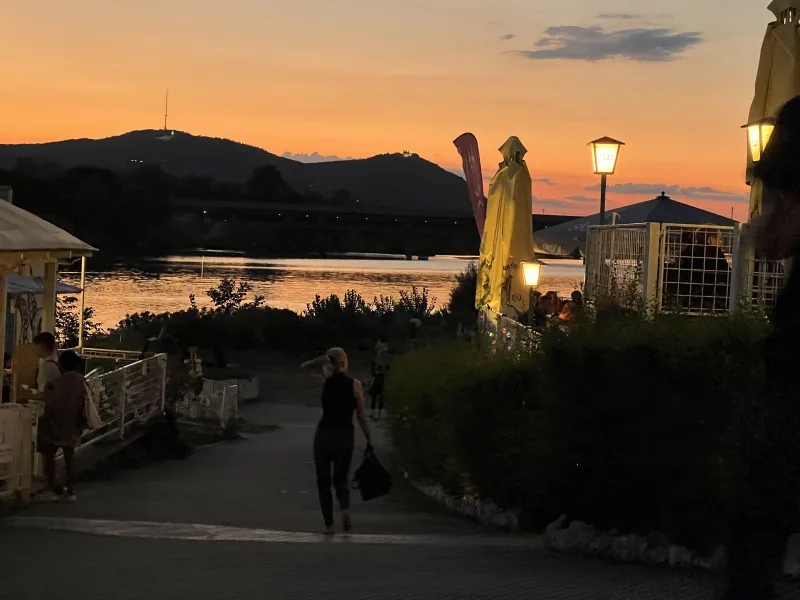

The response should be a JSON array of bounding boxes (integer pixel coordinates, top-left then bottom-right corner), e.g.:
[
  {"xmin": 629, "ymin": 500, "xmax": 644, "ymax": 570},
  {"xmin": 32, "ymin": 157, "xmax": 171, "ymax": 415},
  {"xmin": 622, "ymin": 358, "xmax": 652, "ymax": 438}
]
[
  {"xmin": 589, "ymin": 137, "xmax": 625, "ymax": 175},
  {"xmin": 742, "ymin": 118, "xmax": 775, "ymax": 163},
  {"xmin": 521, "ymin": 261, "xmax": 542, "ymax": 287}
]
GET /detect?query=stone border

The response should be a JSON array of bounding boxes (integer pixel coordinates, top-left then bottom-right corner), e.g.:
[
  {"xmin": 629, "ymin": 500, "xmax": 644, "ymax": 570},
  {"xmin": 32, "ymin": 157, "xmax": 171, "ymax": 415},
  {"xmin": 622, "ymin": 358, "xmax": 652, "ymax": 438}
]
[
  {"xmin": 543, "ymin": 516, "xmax": 800, "ymax": 577},
  {"xmin": 403, "ymin": 475, "xmax": 520, "ymax": 531},
  {"xmin": 399, "ymin": 464, "xmax": 800, "ymax": 578}
]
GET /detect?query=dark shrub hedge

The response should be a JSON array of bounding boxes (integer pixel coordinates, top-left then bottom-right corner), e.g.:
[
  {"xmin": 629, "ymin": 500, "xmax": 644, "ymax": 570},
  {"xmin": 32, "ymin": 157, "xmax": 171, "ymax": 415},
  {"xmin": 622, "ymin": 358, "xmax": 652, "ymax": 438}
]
[{"xmin": 386, "ymin": 313, "xmax": 770, "ymax": 551}]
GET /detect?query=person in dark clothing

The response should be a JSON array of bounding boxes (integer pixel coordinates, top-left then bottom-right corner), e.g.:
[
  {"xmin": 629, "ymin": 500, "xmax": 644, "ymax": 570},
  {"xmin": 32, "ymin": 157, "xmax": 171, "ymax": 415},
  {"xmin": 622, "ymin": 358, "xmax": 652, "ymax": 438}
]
[
  {"xmin": 369, "ymin": 351, "xmax": 390, "ymax": 420},
  {"xmin": 720, "ymin": 95, "xmax": 800, "ymax": 600},
  {"xmin": 2, "ymin": 353, "xmax": 10, "ymax": 404},
  {"xmin": 35, "ymin": 350, "xmax": 86, "ymax": 503},
  {"xmin": 664, "ymin": 229, "xmax": 731, "ymax": 313},
  {"xmin": 302, "ymin": 347, "xmax": 372, "ymax": 535}
]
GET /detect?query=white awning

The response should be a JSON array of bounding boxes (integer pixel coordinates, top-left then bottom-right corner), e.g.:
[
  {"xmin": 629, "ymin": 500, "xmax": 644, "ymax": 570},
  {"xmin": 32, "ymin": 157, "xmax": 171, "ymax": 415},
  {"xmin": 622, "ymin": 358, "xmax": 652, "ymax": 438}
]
[
  {"xmin": 0, "ymin": 201, "xmax": 95, "ymax": 255},
  {"xmin": 6, "ymin": 273, "xmax": 82, "ymax": 295}
]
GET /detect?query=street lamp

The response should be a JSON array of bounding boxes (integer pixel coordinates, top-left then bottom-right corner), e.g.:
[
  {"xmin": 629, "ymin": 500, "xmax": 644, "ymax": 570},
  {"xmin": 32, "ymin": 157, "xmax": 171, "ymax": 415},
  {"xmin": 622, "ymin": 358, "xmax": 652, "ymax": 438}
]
[
  {"xmin": 742, "ymin": 117, "xmax": 775, "ymax": 163},
  {"xmin": 588, "ymin": 137, "xmax": 625, "ymax": 225}
]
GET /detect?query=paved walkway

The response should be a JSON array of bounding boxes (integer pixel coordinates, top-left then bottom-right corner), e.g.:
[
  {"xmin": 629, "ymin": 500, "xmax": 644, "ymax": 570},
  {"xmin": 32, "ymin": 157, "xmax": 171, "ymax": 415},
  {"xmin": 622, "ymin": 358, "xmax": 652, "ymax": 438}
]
[{"xmin": 1, "ymin": 399, "xmax": 798, "ymax": 599}]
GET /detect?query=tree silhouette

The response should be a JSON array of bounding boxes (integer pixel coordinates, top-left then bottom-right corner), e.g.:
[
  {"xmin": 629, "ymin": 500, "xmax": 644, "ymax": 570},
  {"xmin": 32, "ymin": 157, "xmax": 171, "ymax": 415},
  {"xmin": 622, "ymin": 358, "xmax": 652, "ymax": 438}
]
[{"xmin": 246, "ymin": 165, "xmax": 290, "ymax": 202}]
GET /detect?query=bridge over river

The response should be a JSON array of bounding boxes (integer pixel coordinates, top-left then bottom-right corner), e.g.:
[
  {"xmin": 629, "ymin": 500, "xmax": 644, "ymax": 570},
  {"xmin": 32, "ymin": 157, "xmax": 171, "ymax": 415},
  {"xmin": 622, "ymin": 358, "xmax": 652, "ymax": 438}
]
[{"xmin": 171, "ymin": 199, "xmax": 574, "ymax": 258}]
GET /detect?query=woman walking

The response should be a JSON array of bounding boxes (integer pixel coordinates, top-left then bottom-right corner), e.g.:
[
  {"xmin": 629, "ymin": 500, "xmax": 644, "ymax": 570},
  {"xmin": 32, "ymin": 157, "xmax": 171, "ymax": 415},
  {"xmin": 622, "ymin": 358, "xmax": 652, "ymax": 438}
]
[{"xmin": 302, "ymin": 348, "xmax": 372, "ymax": 535}]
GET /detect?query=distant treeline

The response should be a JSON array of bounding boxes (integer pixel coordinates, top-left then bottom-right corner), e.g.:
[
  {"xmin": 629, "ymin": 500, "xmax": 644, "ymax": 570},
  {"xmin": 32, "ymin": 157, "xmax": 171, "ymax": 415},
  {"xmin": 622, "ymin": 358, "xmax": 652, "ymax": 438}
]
[{"xmin": 0, "ymin": 159, "xmax": 358, "ymax": 258}]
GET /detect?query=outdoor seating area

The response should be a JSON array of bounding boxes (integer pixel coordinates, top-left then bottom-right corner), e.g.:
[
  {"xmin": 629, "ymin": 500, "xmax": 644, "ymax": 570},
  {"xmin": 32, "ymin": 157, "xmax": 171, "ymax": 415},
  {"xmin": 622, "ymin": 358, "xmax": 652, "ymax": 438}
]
[{"xmin": 583, "ymin": 221, "xmax": 786, "ymax": 316}]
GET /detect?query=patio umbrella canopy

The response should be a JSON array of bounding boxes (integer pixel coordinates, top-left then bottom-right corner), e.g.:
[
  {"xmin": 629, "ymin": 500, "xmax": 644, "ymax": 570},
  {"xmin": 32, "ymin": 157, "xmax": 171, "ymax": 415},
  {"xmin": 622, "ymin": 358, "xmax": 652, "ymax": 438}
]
[
  {"xmin": 746, "ymin": 0, "xmax": 800, "ymax": 219},
  {"xmin": 476, "ymin": 137, "xmax": 536, "ymax": 314},
  {"xmin": 534, "ymin": 193, "xmax": 737, "ymax": 259}
]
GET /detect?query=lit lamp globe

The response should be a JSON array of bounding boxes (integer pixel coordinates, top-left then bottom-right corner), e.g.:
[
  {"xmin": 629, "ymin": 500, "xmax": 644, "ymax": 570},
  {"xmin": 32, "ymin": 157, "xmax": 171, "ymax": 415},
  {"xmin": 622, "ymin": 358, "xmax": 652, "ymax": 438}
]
[
  {"xmin": 742, "ymin": 117, "xmax": 775, "ymax": 163},
  {"xmin": 589, "ymin": 137, "xmax": 625, "ymax": 175},
  {"xmin": 521, "ymin": 260, "xmax": 542, "ymax": 287}
]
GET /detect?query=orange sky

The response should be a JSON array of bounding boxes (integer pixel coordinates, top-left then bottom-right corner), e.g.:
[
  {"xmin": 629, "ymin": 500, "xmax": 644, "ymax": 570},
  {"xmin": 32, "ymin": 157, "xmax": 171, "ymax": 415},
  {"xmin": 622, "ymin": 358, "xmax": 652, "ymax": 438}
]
[{"xmin": 0, "ymin": 1, "xmax": 777, "ymax": 220}]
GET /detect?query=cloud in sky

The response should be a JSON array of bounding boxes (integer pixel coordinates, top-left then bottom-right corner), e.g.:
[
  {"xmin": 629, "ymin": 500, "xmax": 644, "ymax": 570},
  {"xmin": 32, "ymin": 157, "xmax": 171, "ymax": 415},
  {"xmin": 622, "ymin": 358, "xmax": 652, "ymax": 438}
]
[
  {"xmin": 516, "ymin": 26, "xmax": 702, "ymax": 62},
  {"xmin": 534, "ymin": 177, "xmax": 556, "ymax": 186},
  {"xmin": 499, "ymin": 33, "xmax": 515, "ymax": 41},
  {"xmin": 282, "ymin": 151, "xmax": 353, "ymax": 163},
  {"xmin": 565, "ymin": 195, "xmax": 598, "ymax": 204},
  {"xmin": 532, "ymin": 196, "xmax": 574, "ymax": 209},
  {"xmin": 595, "ymin": 13, "xmax": 642, "ymax": 20},
  {"xmin": 585, "ymin": 182, "xmax": 747, "ymax": 202}
]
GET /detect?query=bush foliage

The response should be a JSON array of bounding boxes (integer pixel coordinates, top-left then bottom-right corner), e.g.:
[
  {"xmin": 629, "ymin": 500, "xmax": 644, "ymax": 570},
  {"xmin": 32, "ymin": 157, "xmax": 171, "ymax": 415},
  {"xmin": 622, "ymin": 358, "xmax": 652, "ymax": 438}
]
[
  {"xmin": 387, "ymin": 313, "xmax": 770, "ymax": 551},
  {"xmin": 97, "ymin": 276, "xmax": 456, "ymax": 355}
]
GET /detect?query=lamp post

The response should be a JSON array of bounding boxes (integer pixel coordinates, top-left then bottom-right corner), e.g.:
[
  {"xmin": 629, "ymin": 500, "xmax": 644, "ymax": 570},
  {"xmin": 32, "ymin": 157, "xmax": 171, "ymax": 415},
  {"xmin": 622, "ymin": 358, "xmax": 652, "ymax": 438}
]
[
  {"xmin": 589, "ymin": 137, "xmax": 625, "ymax": 225},
  {"xmin": 743, "ymin": 117, "xmax": 775, "ymax": 164}
]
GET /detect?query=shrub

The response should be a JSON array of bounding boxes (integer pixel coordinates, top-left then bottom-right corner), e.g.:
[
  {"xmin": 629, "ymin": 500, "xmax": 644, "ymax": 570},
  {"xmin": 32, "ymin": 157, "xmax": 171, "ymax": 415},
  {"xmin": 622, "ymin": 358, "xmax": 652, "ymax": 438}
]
[
  {"xmin": 56, "ymin": 296, "xmax": 104, "ymax": 347},
  {"xmin": 386, "ymin": 313, "xmax": 770, "ymax": 550},
  {"xmin": 447, "ymin": 263, "xmax": 478, "ymax": 323}
]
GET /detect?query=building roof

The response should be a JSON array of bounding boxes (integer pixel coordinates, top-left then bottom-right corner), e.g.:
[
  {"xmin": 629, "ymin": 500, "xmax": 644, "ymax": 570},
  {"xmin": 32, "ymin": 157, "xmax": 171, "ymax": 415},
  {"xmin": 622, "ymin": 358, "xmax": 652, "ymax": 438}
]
[
  {"xmin": 534, "ymin": 193, "xmax": 738, "ymax": 258},
  {"xmin": 0, "ymin": 200, "xmax": 95, "ymax": 255}
]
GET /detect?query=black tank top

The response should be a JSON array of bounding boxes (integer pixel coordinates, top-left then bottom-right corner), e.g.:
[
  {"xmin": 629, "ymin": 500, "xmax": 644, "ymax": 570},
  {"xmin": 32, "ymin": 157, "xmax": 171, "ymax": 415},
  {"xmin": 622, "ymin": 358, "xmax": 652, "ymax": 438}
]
[{"xmin": 318, "ymin": 372, "xmax": 357, "ymax": 431}]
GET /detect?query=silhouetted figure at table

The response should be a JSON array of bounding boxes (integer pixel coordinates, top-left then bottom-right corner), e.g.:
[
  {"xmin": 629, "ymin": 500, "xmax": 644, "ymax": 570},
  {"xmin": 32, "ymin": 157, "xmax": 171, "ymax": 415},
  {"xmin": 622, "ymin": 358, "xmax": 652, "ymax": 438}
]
[{"xmin": 663, "ymin": 229, "xmax": 730, "ymax": 313}]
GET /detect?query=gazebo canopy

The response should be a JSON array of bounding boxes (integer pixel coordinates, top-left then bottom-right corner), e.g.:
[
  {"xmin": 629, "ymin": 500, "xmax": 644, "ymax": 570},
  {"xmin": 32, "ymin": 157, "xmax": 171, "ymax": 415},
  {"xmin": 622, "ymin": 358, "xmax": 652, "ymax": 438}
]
[
  {"xmin": 0, "ymin": 199, "xmax": 95, "ymax": 258},
  {"xmin": 534, "ymin": 193, "xmax": 738, "ymax": 258}
]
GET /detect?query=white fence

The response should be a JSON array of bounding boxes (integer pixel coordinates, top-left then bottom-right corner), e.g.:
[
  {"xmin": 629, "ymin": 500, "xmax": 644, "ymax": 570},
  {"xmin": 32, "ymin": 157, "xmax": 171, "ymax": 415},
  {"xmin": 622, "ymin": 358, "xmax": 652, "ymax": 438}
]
[
  {"xmin": 0, "ymin": 404, "xmax": 34, "ymax": 501},
  {"xmin": 74, "ymin": 347, "xmax": 143, "ymax": 364},
  {"xmin": 174, "ymin": 379, "xmax": 238, "ymax": 428},
  {"xmin": 584, "ymin": 223, "xmax": 787, "ymax": 316},
  {"xmin": 81, "ymin": 353, "xmax": 168, "ymax": 447}
]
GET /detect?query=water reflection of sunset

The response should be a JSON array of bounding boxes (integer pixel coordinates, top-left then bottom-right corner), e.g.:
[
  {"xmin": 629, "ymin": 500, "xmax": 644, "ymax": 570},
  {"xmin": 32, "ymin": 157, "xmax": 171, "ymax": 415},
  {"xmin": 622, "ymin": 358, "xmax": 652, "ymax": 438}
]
[{"xmin": 60, "ymin": 257, "xmax": 585, "ymax": 328}]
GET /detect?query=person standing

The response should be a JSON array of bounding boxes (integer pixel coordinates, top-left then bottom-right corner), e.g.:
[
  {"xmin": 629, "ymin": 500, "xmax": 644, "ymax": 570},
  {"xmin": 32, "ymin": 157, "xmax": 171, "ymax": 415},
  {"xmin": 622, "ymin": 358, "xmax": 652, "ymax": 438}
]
[
  {"xmin": 721, "ymin": 95, "xmax": 800, "ymax": 599},
  {"xmin": 33, "ymin": 331, "xmax": 60, "ymax": 393},
  {"xmin": 302, "ymin": 348, "xmax": 372, "ymax": 535},
  {"xmin": 369, "ymin": 351, "xmax": 390, "ymax": 420},
  {"xmin": 35, "ymin": 350, "xmax": 86, "ymax": 503}
]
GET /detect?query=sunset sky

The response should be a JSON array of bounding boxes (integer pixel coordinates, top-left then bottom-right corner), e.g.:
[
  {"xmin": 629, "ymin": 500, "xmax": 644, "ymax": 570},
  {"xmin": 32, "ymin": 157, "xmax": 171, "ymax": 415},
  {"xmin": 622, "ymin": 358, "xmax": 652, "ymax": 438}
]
[{"xmin": 1, "ymin": 1, "xmax": 778, "ymax": 219}]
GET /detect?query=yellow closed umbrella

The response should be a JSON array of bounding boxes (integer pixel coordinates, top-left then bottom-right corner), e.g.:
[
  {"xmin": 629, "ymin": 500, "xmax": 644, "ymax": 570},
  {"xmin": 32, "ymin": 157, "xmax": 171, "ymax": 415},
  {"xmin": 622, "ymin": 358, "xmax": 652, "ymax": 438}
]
[
  {"xmin": 475, "ymin": 137, "xmax": 536, "ymax": 315},
  {"xmin": 746, "ymin": 0, "xmax": 800, "ymax": 220}
]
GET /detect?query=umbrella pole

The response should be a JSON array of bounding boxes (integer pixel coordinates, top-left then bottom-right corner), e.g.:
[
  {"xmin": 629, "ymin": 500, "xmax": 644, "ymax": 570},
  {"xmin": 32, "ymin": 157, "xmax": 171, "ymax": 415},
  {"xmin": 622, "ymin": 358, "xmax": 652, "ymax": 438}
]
[{"xmin": 78, "ymin": 256, "xmax": 86, "ymax": 350}]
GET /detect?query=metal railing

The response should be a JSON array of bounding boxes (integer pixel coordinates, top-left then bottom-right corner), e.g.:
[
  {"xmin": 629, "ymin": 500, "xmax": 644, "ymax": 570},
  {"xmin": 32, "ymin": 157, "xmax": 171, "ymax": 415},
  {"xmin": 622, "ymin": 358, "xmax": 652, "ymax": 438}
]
[
  {"xmin": 731, "ymin": 223, "xmax": 790, "ymax": 314},
  {"xmin": 174, "ymin": 379, "xmax": 238, "ymax": 428},
  {"xmin": 658, "ymin": 225, "xmax": 735, "ymax": 315},
  {"xmin": 479, "ymin": 307, "xmax": 540, "ymax": 353},
  {"xmin": 81, "ymin": 353, "xmax": 167, "ymax": 447},
  {"xmin": 582, "ymin": 223, "xmax": 784, "ymax": 317},
  {"xmin": 584, "ymin": 224, "xmax": 649, "ymax": 306},
  {"xmin": 0, "ymin": 403, "xmax": 34, "ymax": 501}
]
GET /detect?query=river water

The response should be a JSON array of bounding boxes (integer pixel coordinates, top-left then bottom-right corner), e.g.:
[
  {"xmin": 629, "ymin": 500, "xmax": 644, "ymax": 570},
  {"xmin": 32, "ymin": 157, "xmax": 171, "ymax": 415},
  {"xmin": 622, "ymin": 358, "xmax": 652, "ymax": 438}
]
[{"xmin": 60, "ymin": 255, "xmax": 585, "ymax": 329}]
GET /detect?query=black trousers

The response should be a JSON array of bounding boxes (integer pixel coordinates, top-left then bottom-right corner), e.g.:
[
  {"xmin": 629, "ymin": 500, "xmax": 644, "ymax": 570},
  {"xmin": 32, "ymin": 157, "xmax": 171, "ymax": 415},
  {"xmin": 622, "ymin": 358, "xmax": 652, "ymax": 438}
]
[
  {"xmin": 370, "ymin": 375, "xmax": 386, "ymax": 412},
  {"xmin": 39, "ymin": 443, "xmax": 76, "ymax": 493},
  {"xmin": 313, "ymin": 428, "xmax": 354, "ymax": 527}
]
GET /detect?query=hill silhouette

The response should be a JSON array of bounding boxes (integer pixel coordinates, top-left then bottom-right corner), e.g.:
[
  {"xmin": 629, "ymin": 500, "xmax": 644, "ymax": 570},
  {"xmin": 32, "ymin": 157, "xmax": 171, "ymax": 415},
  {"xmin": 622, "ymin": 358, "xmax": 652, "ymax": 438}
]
[{"xmin": 0, "ymin": 130, "xmax": 471, "ymax": 215}]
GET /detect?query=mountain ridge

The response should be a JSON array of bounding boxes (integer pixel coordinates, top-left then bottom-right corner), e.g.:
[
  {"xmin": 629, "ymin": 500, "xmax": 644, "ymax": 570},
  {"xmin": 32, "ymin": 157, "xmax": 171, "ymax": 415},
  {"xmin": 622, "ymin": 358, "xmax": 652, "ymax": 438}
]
[{"xmin": 0, "ymin": 129, "xmax": 471, "ymax": 215}]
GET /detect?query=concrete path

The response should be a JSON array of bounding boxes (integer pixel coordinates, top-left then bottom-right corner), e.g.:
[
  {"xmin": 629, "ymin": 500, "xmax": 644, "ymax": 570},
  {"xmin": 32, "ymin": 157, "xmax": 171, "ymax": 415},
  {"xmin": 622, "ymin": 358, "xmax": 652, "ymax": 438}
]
[{"xmin": 0, "ymin": 398, "xmax": 796, "ymax": 599}]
